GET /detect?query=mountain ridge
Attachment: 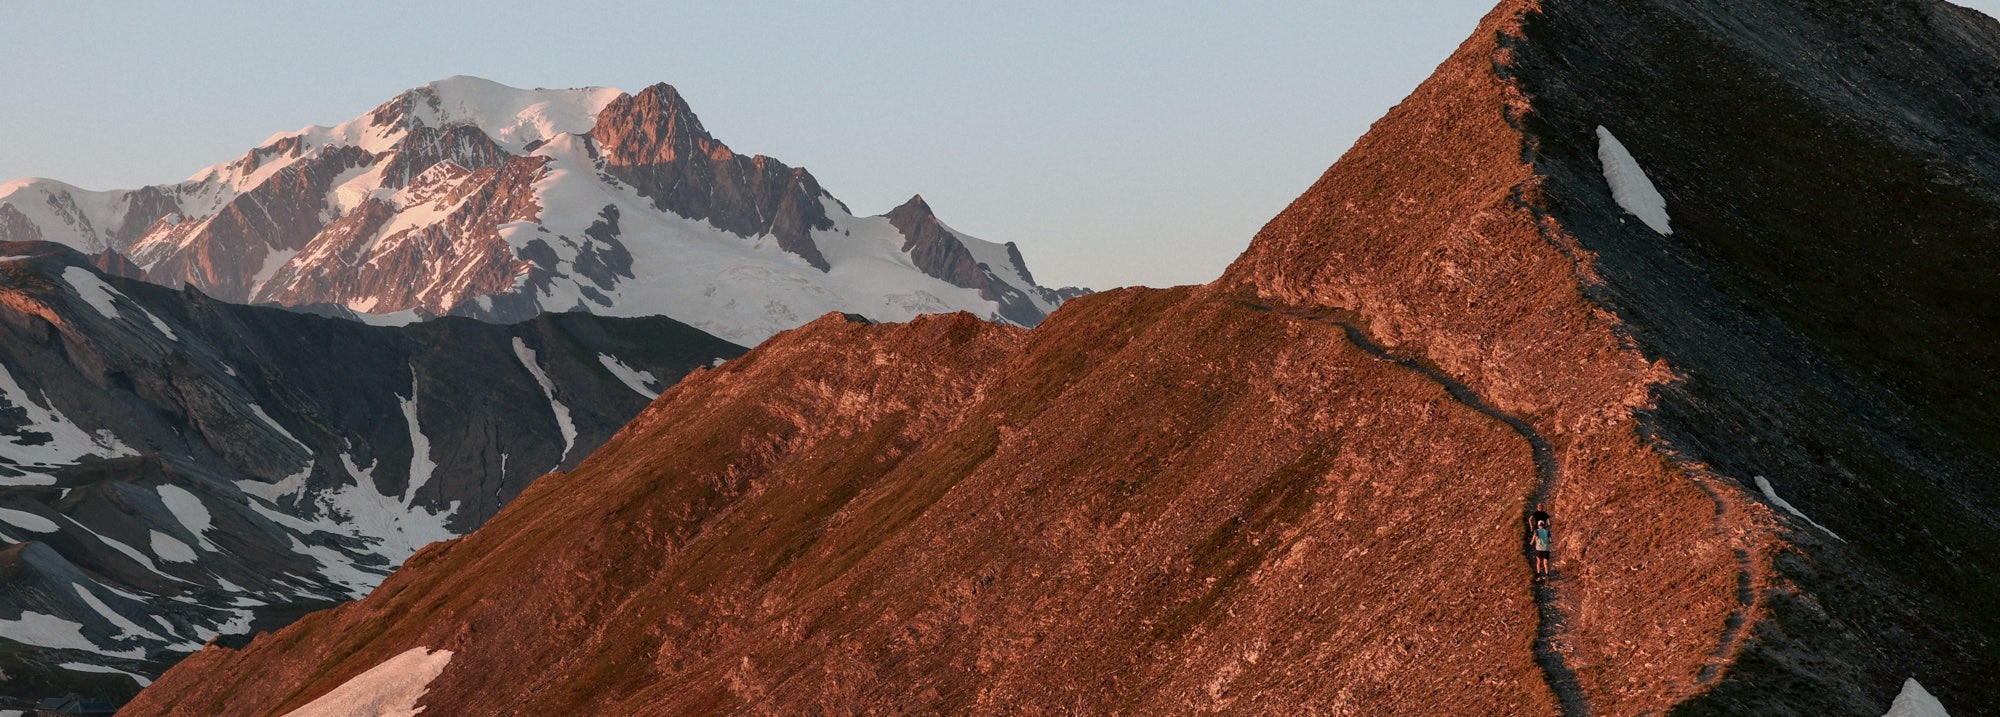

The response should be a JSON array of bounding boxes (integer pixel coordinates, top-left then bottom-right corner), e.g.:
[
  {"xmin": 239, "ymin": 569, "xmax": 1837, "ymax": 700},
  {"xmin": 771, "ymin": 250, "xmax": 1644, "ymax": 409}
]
[
  {"xmin": 0, "ymin": 76, "xmax": 1084, "ymax": 344},
  {"xmin": 115, "ymin": 0, "xmax": 2000, "ymax": 714}
]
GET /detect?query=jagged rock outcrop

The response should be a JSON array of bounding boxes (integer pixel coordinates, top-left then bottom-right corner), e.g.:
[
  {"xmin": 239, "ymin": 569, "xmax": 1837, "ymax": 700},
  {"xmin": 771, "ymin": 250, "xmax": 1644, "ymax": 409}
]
[
  {"xmin": 0, "ymin": 77, "xmax": 1085, "ymax": 344},
  {"xmin": 118, "ymin": 0, "xmax": 1999, "ymax": 715},
  {"xmin": 592, "ymin": 83, "xmax": 835, "ymax": 272},
  {"xmin": 884, "ymin": 195, "xmax": 1077, "ymax": 327},
  {"xmin": 0, "ymin": 241, "xmax": 742, "ymax": 702},
  {"xmin": 87, "ymin": 249, "xmax": 145, "ymax": 281}
]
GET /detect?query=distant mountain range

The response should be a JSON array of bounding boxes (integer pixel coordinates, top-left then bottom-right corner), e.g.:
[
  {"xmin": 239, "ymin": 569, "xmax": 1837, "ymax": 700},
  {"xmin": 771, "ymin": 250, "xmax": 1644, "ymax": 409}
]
[
  {"xmin": 0, "ymin": 242, "xmax": 741, "ymax": 702},
  {"xmin": 0, "ymin": 76, "xmax": 1084, "ymax": 345}
]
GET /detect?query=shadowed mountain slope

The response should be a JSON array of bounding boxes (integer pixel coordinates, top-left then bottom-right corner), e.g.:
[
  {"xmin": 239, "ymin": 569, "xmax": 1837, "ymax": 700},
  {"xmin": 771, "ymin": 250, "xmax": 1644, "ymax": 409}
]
[
  {"xmin": 121, "ymin": 0, "xmax": 1997, "ymax": 715},
  {"xmin": 0, "ymin": 241, "xmax": 742, "ymax": 701}
]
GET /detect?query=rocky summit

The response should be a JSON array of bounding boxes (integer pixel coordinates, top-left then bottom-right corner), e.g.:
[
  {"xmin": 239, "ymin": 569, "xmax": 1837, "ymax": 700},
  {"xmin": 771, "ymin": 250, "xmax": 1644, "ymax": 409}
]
[
  {"xmin": 0, "ymin": 76, "xmax": 1084, "ymax": 345},
  {"xmin": 91, "ymin": 0, "xmax": 2000, "ymax": 714},
  {"xmin": 0, "ymin": 241, "xmax": 742, "ymax": 702}
]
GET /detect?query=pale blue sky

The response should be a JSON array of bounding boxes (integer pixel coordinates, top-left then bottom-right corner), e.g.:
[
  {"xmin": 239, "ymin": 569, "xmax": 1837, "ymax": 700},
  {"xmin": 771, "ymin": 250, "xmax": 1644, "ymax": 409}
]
[{"xmin": 3, "ymin": 1, "xmax": 1995, "ymax": 289}]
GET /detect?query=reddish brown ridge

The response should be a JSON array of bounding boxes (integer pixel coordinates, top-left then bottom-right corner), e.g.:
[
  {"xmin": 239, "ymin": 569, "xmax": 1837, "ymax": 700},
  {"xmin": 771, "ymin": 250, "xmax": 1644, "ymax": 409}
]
[{"xmin": 124, "ymin": 1, "xmax": 1773, "ymax": 715}]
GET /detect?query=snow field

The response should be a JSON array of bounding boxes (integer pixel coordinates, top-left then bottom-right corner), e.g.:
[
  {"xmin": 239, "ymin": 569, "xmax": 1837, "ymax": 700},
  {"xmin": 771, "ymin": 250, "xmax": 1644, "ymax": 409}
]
[
  {"xmin": 234, "ymin": 450, "xmax": 458, "ymax": 598},
  {"xmin": 1883, "ymin": 678, "xmax": 1952, "ymax": 717},
  {"xmin": 277, "ymin": 646, "xmax": 454, "ymax": 717}
]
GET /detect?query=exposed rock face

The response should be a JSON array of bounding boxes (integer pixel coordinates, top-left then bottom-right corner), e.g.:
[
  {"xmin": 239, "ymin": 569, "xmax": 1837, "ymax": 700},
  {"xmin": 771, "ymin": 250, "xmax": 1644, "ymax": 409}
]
[
  {"xmin": 0, "ymin": 204, "xmax": 40, "ymax": 244},
  {"xmin": 88, "ymin": 249, "xmax": 145, "ymax": 281},
  {"xmin": 378, "ymin": 124, "xmax": 510, "ymax": 190},
  {"xmin": 131, "ymin": 145, "xmax": 377, "ymax": 302},
  {"xmin": 0, "ymin": 241, "xmax": 742, "ymax": 701},
  {"xmin": 118, "ymin": 1, "xmax": 1999, "ymax": 715},
  {"xmin": 592, "ymin": 84, "xmax": 835, "ymax": 271},
  {"xmin": 252, "ymin": 156, "xmax": 543, "ymax": 314},
  {"xmin": 884, "ymin": 195, "xmax": 1071, "ymax": 327},
  {"xmin": 0, "ymin": 77, "xmax": 1084, "ymax": 344}
]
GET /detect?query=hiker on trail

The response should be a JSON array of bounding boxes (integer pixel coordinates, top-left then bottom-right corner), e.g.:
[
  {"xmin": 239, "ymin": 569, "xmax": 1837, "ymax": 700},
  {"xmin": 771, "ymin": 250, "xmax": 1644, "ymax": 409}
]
[
  {"xmin": 1529, "ymin": 503, "xmax": 1550, "ymax": 533},
  {"xmin": 1532, "ymin": 519, "xmax": 1552, "ymax": 578}
]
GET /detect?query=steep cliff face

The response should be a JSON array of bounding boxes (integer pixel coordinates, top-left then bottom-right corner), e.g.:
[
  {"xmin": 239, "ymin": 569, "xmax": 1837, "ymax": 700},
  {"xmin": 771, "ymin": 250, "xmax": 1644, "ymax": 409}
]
[
  {"xmin": 1221, "ymin": 2, "xmax": 1758, "ymax": 712},
  {"xmin": 119, "ymin": 0, "xmax": 1997, "ymax": 715},
  {"xmin": 0, "ymin": 242, "xmax": 742, "ymax": 701},
  {"xmin": 0, "ymin": 77, "xmax": 1084, "ymax": 344},
  {"xmin": 884, "ymin": 194, "xmax": 1076, "ymax": 327},
  {"xmin": 1498, "ymin": 1, "xmax": 2000, "ymax": 713},
  {"xmin": 592, "ymin": 84, "xmax": 836, "ymax": 272}
]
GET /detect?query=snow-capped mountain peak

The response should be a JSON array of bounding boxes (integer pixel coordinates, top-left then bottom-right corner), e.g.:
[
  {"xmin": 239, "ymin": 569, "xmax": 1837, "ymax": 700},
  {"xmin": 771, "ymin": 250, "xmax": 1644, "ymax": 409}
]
[{"xmin": 2, "ymin": 76, "xmax": 1083, "ymax": 343}]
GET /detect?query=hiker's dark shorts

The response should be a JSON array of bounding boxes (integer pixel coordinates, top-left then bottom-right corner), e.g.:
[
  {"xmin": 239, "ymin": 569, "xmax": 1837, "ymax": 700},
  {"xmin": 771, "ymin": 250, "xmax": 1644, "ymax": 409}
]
[{"xmin": 1536, "ymin": 550, "xmax": 1551, "ymax": 560}]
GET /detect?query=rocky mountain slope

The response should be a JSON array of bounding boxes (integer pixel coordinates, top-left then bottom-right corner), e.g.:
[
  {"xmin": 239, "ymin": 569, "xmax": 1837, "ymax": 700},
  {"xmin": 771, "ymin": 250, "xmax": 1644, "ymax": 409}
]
[
  {"xmin": 0, "ymin": 77, "xmax": 1083, "ymax": 345},
  {"xmin": 0, "ymin": 241, "xmax": 741, "ymax": 702},
  {"xmin": 120, "ymin": 0, "xmax": 1998, "ymax": 715}
]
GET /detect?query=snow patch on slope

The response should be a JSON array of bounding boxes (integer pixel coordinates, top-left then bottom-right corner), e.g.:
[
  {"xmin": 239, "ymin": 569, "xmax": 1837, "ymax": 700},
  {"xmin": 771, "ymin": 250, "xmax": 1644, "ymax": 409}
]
[
  {"xmin": 0, "ymin": 507, "xmax": 58, "ymax": 533},
  {"xmin": 1596, "ymin": 126, "xmax": 1673, "ymax": 235},
  {"xmin": 66, "ymin": 264, "xmax": 183, "ymax": 340},
  {"xmin": 148, "ymin": 530, "xmax": 197, "ymax": 563},
  {"xmin": 248, "ymin": 403, "xmax": 310, "ymax": 454},
  {"xmin": 140, "ymin": 307, "xmax": 178, "ymax": 339},
  {"xmin": 236, "ymin": 463, "xmax": 311, "ymax": 504},
  {"xmin": 399, "ymin": 375, "xmax": 436, "ymax": 504},
  {"xmin": 0, "ymin": 611, "xmax": 141, "ymax": 658},
  {"xmin": 1755, "ymin": 475, "xmax": 1845, "ymax": 541},
  {"xmin": 1882, "ymin": 678, "xmax": 1953, "ymax": 717},
  {"xmin": 65, "ymin": 516, "xmax": 192, "ymax": 584},
  {"xmin": 324, "ymin": 452, "xmax": 456, "ymax": 564},
  {"xmin": 58, "ymin": 661, "xmax": 152, "ymax": 687},
  {"xmin": 597, "ymin": 354, "xmax": 660, "ymax": 399},
  {"xmin": 243, "ymin": 454, "xmax": 458, "ymax": 598},
  {"xmin": 72, "ymin": 583, "xmax": 162, "ymax": 642},
  {"xmin": 155, "ymin": 485, "xmax": 219, "ymax": 552},
  {"xmin": 60, "ymin": 265, "xmax": 128, "ymax": 320},
  {"xmin": 500, "ymin": 135, "xmax": 1004, "ymax": 345},
  {"xmin": 278, "ymin": 646, "xmax": 454, "ymax": 717},
  {"xmin": 0, "ymin": 361, "xmax": 134, "ymax": 478},
  {"xmin": 512, "ymin": 338, "xmax": 575, "ymax": 459}
]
